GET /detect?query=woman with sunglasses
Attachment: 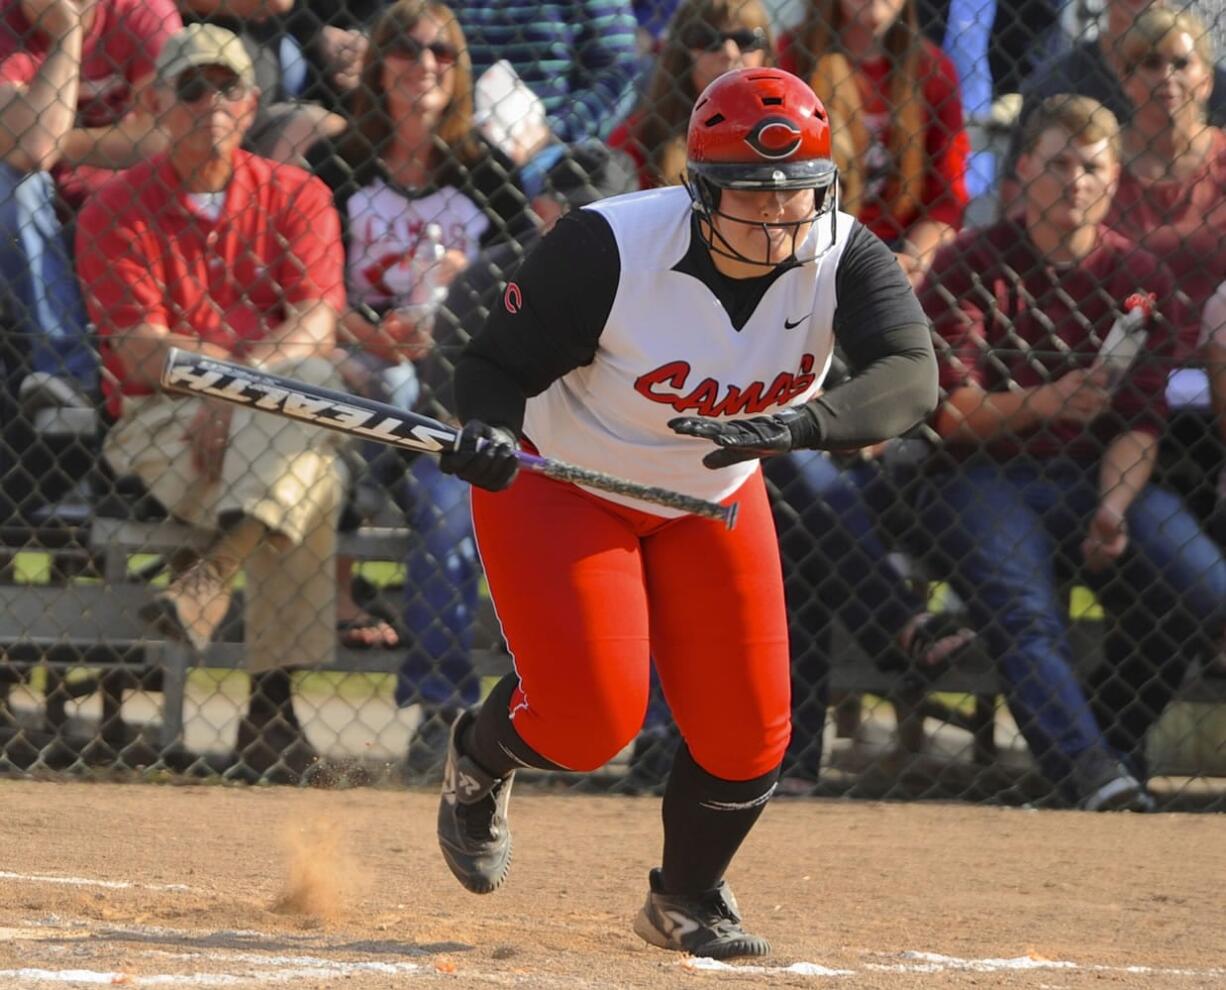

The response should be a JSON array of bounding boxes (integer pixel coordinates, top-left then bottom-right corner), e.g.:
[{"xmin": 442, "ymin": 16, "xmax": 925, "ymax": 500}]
[
  {"xmin": 1107, "ymin": 9, "xmax": 1226, "ymax": 571},
  {"xmin": 780, "ymin": 0, "xmax": 969, "ymax": 286},
  {"xmin": 1107, "ymin": 9, "xmax": 1225, "ymax": 321},
  {"xmin": 304, "ymin": 0, "xmax": 527, "ymax": 772},
  {"xmin": 608, "ymin": 0, "xmax": 773, "ymax": 190}
]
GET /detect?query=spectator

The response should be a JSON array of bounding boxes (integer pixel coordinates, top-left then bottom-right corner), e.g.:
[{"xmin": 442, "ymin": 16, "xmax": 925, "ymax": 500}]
[
  {"xmin": 1107, "ymin": 8, "xmax": 1225, "ymax": 319},
  {"xmin": 448, "ymin": 0, "xmax": 640, "ymax": 194},
  {"xmin": 306, "ymin": 0, "xmax": 526, "ymax": 775},
  {"xmin": 0, "ymin": 0, "xmax": 182, "ymax": 401},
  {"xmin": 76, "ymin": 24, "xmax": 349, "ymax": 783},
  {"xmin": 915, "ymin": 94, "xmax": 1226, "ymax": 809},
  {"xmin": 608, "ymin": 0, "xmax": 773, "ymax": 190},
  {"xmin": 179, "ymin": 0, "xmax": 294, "ymax": 107},
  {"xmin": 780, "ymin": 0, "xmax": 971, "ymax": 284},
  {"xmin": 1003, "ymin": 0, "xmax": 1226, "ymax": 207},
  {"xmin": 1105, "ymin": 8, "xmax": 1226, "ymax": 540},
  {"xmin": 180, "ymin": 1, "xmax": 361, "ymax": 168}
]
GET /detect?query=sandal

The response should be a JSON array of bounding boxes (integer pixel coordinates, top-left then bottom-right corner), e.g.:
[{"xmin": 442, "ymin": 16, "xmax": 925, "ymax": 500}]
[{"xmin": 337, "ymin": 611, "xmax": 401, "ymax": 650}]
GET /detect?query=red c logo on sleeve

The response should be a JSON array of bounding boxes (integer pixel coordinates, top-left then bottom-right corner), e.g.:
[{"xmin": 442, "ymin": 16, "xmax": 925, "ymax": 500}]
[{"xmin": 504, "ymin": 281, "xmax": 523, "ymax": 314}]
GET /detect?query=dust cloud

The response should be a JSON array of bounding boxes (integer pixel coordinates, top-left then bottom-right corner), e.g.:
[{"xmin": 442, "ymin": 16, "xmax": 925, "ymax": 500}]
[{"xmin": 271, "ymin": 813, "xmax": 363, "ymax": 923}]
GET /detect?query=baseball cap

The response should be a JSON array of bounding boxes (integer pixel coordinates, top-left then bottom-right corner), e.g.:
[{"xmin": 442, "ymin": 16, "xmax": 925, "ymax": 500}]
[
  {"xmin": 155, "ymin": 24, "xmax": 256, "ymax": 88},
  {"xmin": 541, "ymin": 142, "xmax": 638, "ymax": 208}
]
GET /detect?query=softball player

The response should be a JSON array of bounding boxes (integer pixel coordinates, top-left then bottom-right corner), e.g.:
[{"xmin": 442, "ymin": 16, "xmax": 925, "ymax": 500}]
[{"xmin": 435, "ymin": 67, "xmax": 939, "ymax": 959}]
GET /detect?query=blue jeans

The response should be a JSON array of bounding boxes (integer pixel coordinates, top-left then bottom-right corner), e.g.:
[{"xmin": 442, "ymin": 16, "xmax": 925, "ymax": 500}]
[
  {"xmin": 766, "ymin": 451, "xmax": 927, "ymax": 775},
  {"xmin": 393, "ymin": 455, "xmax": 481, "ymax": 709},
  {"xmin": 914, "ymin": 459, "xmax": 1226, "ymax": 786},
  {"xmin": 0, "ymin": 164, "xmax": 94, "ymax": 387}
]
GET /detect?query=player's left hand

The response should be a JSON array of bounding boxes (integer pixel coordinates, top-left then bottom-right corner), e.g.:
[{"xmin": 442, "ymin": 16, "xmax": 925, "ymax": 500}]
[{"xmin": 670, "ymin": 410, "xmax": 807, "ymax": 469}]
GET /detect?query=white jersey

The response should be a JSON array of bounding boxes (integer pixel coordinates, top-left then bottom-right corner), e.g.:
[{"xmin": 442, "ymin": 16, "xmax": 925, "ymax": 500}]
[
  {"xmin": 522, "ymin": 186, "xmax": 856, "ymax": 515},
  {"xmin": 344, "ymin": 179, "xmax": 489, "ymax": 310}
]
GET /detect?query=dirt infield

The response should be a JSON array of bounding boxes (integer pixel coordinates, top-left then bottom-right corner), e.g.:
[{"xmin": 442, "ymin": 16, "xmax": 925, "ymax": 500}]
[{"xmin": 0, "ymin": 780, "xmax": 1222, "ymax": 989}]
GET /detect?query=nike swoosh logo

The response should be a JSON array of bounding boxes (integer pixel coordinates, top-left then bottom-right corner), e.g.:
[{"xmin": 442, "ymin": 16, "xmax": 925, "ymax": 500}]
[{"xmin": 784, "ymin": 314, "xmax": 810, "ymax": 330}]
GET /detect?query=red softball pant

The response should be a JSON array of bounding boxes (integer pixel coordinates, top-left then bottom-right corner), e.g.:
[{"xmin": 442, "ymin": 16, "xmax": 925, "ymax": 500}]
[{"xmin": 471, "ymin": 469, "xmax": 791, "ymax": 781}]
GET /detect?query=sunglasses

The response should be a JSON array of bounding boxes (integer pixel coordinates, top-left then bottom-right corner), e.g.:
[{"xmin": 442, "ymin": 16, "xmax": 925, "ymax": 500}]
[
  {"xmin": 1129, "ymin": 52, "xmax": 1195, "ymax": 73},
  {"xmin": 680, "ymin": 25, "xmax": 767, "ymax": 53},
  {"xmin": 174, "ymin": 72, "xmax": 248, "ymax": 105},
  {"xmin": 387, "ymin": 36, "xmax": 459, "ymax": 66}
]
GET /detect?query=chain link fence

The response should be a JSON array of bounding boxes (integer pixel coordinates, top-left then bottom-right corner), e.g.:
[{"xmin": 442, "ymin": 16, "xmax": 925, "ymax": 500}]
[{"xmin": 0, "ymin": 0, "xmax": 1223, "ymax": 811}]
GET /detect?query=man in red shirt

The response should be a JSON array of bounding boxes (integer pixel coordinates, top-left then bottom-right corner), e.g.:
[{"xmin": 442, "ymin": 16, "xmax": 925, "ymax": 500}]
[
  {"xmin": 916, "ymin": 94, "xmax": 1226, "ymax": 811},
  {"xmin": 0, "ymin": 0, "xmax": 180, "ymax": 399},
  {"xmin": 76, "ymin": 24, "xmax": 347, "ymax": 781}
]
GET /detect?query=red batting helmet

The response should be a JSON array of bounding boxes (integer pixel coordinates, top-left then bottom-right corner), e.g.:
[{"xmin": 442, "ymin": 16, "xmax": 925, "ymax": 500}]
[{"xmin": 686, "ymin": 68, "xmax": 838, "ymax": 192}]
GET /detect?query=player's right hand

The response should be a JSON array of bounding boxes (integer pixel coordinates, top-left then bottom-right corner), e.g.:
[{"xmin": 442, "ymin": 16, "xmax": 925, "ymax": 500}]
[{"xmin": 439, "ymin": 420, "xmax": 520, "ymax": 491}]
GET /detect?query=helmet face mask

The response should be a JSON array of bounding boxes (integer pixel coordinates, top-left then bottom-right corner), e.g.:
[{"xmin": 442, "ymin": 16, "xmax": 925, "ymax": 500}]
[{"xmin": 684, "ymin": 68, "xmax": 840, "ymax": 267}]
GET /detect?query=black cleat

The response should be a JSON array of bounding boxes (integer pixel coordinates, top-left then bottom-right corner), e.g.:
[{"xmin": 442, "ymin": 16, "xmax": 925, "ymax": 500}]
[
  {"xmin": 633, "ymin": 868, "xmax": 770, "ymax": 959},
  {"xmin": 437, "ymin": 710, "xmax": 514, "ymax": 894}
]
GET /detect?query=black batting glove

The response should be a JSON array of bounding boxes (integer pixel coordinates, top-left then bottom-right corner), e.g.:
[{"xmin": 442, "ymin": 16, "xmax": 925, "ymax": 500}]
[
  {"xmin": 439, "ymin": 420, "xmax": 520, "ymax": 491},
  {"xmin": 669, "ymin": 409, "xmax": 814, "ymax": 469}
]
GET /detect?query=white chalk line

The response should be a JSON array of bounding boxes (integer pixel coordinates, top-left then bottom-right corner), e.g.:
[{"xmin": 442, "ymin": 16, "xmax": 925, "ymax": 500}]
[
  {"xmin": 0, "ymin": 870, "xmax": 193, "ymax": 893},
  {"xmin": 685, "ymin": 950, "xmax": 1226, "ymax": 979},
  {"xmin": 7, "ymin": 950, "xmax": 1226, "ymax": 990},
  {"xmin": 2, "ymin": 890, "xmax": 1224, "ymax": 985}
]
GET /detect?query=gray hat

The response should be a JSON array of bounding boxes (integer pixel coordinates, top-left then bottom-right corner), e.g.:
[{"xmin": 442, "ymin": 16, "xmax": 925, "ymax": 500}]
[
  {"xmin": 155, "ymin": 24, "xmax": 256, "ymax": 87},
  {"xmin": 542, "ymin": 142, "xmax": 638, "ymax": 208}
]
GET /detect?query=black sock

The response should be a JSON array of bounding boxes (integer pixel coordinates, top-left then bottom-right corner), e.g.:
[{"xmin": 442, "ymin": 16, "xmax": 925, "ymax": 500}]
[
  {"xmin": 461, "ymin": 673, "xmax": 566, "ymax": 778},
  {"xmin": 660, "ymin": 744, "xmax": 780, "ymax": 894}
]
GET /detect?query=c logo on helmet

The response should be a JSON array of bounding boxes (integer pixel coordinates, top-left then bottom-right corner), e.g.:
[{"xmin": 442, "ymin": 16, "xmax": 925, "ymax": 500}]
[{"xmin": 744, "ymin": 116, "xmax": 803, "ymax": 161}]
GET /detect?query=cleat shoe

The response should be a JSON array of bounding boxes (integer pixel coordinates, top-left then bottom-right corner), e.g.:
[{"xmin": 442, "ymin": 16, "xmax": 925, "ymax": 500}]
[
  {"xmin": 633, "ymin": 867, "xmax": 770, "ymax": 959},
  {"xmin": 437, "ymin": 710, "xmax": 514, "ymax": 894}
]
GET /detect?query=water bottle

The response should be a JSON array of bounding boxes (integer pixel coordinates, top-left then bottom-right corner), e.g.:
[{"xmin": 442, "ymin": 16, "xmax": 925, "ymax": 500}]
[
  {"xmin": 393, "ymin": 223, "xmax": 448, "ymax": 339},
  {"xmin": 411, "ymin": 223, "xmax": 448, "ymax": 313},
  {"xmin": 1093, "ymin": 292, "xmax": 1155, "ymax": 392}
]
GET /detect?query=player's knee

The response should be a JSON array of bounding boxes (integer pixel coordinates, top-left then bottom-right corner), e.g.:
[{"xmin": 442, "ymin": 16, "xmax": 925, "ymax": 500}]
[
  {"xmin": 528, "ymin": 708, "xmax": 643, "ymax": 772},
  {"xmin": 688, "ymin": 716, "xmax": 789, "ymax": 781}
]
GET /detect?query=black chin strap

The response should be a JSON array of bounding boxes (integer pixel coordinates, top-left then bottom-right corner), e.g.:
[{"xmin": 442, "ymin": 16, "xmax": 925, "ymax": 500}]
[{"xmin": 698, "ymin": 211, "xmax": 813, "ymax": 268}]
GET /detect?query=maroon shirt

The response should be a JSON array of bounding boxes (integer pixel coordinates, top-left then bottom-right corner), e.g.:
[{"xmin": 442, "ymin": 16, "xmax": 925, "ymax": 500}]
[
  {"xmin": 918, "ymin": 219, "xmax": 1191, "ymax": 463},
  {"xmin": 1106, "ymin": 127, "xmax": 1226, "ymax": 320}
]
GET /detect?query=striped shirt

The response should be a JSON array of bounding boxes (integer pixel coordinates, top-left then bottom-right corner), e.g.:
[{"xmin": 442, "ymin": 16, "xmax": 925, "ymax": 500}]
[{"xmin": 451, "ymin": 0, "xmax": 640, "ymax": 143}]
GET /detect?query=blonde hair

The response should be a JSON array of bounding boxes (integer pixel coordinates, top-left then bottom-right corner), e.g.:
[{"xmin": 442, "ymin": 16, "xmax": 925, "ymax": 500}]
[
  {"xmin": 1120, "ymin": 7, "xmax": 1214, "ymax": 73},
  {"xmin": 793, "ymin": 0, "xmax": 925, "ymax": 224}
]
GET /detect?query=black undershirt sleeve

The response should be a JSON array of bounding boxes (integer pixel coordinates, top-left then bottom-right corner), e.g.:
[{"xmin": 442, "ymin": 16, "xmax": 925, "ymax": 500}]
[
  {"xmin": 454, "ymin": 210, "xmax": 620, "ymax": 433},
  {"xmin": 794, "ymin": 223, "xmax": 939, "ymax": 449}
]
